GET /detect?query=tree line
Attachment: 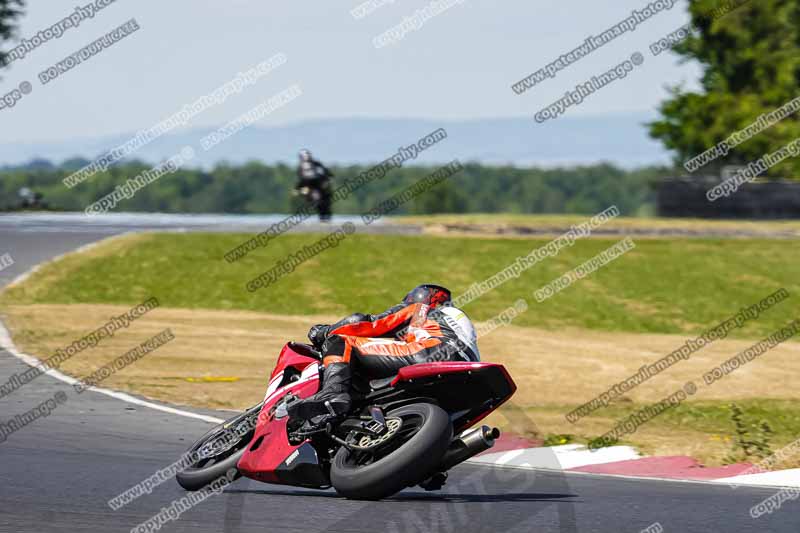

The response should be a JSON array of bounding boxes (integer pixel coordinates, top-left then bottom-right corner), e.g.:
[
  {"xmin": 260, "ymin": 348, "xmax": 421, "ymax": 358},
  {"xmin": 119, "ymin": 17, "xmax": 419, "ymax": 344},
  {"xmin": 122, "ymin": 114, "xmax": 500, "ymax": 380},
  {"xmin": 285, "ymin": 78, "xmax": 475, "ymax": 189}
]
[{"xmin": 0, "ymin": 160, "xmax": 670, "ymax": 216}]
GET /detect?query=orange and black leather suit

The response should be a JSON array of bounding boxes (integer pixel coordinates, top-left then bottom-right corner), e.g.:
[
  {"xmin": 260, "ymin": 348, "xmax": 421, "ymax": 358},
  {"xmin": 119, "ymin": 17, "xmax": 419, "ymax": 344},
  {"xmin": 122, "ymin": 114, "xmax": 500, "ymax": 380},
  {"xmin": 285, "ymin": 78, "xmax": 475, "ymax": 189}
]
[{"xmin": 317, "ymin": 302, "xmax": 477, "ymax": 378}]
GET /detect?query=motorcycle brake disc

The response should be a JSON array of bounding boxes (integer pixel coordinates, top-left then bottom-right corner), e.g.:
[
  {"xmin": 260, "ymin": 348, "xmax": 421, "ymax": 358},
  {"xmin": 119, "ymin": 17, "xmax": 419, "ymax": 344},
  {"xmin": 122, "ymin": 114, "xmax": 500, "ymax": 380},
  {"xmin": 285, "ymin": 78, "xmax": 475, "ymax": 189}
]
[{"xmin": 352, "ymin": 417, "xmax": 403, "ymax": 450}]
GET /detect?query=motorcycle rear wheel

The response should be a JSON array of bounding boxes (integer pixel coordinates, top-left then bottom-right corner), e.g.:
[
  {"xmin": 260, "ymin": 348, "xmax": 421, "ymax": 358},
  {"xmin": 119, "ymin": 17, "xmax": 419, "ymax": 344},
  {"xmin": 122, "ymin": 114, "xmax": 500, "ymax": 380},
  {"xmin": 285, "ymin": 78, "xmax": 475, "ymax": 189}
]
[{"xmin": 330, "ymin": 403, "xmax": 452, "ymax": 500}]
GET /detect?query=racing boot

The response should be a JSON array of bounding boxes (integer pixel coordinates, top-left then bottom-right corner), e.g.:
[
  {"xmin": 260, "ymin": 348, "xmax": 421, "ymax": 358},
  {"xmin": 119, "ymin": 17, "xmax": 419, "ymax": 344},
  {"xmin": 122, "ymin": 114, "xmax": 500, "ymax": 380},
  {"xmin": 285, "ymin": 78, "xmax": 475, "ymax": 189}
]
[{"xmin": 287, "ymin": 362, "xmax": 352, "ymax": 420}]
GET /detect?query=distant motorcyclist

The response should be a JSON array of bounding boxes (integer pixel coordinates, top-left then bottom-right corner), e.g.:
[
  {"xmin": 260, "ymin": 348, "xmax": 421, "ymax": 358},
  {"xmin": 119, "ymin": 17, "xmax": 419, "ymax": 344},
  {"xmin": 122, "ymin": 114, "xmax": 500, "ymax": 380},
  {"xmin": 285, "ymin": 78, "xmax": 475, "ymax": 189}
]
[
  {"xmin": 15, "ymin": 188, "xmax": 47, "ymax": 210},
  {"xmin": 287, "ymin": 285, "xmax": 481, "ymax": 422},
  {"xmin": 295, "ymin": 149, "xmax": 333, "ymax": 222}
]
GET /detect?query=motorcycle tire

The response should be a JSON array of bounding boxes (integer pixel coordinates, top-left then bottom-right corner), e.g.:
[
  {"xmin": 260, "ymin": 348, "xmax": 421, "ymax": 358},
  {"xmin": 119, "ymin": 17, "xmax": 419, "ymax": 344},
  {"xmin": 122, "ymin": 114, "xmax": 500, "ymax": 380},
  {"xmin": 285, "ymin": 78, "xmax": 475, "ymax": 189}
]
[
  {"xmin": 330, "ymin": 403, "xmax": 452, "ymax": 500},
  {"xmin": 176, "ymin": 403, "xmax": 262, "ymax": 491}
]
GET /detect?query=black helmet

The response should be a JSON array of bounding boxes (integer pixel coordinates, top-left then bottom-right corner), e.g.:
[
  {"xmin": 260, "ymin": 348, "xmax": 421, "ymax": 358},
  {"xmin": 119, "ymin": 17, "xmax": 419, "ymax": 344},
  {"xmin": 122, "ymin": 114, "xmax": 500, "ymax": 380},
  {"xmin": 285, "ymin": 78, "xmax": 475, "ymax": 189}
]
[
  {"xmin": 298, "ymin": 149, "xmax": 312, "ymax": 161},
  {"xmin": 403, "ymin": 284, "xmax": 451, "ymax": 308}
]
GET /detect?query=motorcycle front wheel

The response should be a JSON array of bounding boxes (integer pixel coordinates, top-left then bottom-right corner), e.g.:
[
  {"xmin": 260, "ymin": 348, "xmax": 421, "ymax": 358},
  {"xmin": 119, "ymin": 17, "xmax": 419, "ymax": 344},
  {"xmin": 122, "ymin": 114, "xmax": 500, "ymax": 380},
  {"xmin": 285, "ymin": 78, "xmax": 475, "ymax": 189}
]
[
  {"xmin": 176, "ymin": 402, "xmax": 263, "ymax": 491},
  {"xmin": 330, "ymin": 403, "xmax": 453, "ymax": 500}
]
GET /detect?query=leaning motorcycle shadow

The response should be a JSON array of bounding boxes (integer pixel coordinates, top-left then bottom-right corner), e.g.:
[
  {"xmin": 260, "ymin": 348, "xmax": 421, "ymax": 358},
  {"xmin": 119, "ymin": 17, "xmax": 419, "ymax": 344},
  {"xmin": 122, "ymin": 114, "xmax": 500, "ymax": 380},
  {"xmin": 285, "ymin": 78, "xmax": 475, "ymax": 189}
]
[
  {"xmin": 223, "ymin": 487, "xmax": 340, "ymax": 499},
  {"xmin": 224, "ymin": 487, "xmax": 576, "ymax": 504},
  {"xmin": 384, "ymin": 491, "xmax": 577, "ymax": 503}
]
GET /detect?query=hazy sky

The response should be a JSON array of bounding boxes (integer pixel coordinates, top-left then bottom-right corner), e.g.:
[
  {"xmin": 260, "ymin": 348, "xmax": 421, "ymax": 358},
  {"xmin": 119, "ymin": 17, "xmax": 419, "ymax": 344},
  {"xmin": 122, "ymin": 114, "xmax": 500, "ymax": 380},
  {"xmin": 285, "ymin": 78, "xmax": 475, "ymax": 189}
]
[{"xmin": 0, "ymin": 0, "xmax": 700, "ymax": 144}]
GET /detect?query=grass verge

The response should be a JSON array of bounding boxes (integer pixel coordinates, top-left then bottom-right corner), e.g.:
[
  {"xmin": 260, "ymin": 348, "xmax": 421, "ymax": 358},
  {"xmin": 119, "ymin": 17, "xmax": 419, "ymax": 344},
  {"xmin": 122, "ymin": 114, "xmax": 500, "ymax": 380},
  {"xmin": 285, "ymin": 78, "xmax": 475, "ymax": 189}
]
[{"xmin": 1, "ymin": 232, "xmax": 797, "ymax": 338}]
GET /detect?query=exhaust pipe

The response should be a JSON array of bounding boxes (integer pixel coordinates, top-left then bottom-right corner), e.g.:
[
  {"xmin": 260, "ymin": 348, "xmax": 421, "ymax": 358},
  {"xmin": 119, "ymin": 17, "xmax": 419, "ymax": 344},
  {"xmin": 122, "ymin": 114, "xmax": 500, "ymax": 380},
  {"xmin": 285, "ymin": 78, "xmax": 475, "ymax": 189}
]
[{"xmin": 439, "ymin": 426, "xmax": 500, "ymax": 471}]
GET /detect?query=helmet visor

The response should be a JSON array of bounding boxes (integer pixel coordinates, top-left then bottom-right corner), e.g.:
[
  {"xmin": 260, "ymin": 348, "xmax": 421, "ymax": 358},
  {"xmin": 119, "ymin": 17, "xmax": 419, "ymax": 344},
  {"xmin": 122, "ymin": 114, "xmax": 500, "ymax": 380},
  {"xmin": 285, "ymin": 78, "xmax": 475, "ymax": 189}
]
[{"xmin": 403, "ymin": 285, "xmax": 451, "ymax": 307}]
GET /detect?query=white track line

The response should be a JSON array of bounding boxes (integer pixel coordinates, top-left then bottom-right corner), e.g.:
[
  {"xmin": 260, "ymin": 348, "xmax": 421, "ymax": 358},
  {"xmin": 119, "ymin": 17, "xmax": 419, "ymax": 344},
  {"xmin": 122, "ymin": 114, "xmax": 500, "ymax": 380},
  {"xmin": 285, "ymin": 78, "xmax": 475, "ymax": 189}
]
[
  {"xmin": 713, "ymin": 469, "xmax": 800, "ymax": 488},
  {"xmin": 0, "ymin": 320, "xmax": 224, "ymax": 424},
  {"xmin": 0, "ymin": 232, "xmax": 224, "ymax": 425},
  {"xmin": 473, "ymin": 457, "xmax": 800, "ymax": 490},
  {"xmin": 469, "ymin": 443, "xmax": 641, "ymax": 470}
]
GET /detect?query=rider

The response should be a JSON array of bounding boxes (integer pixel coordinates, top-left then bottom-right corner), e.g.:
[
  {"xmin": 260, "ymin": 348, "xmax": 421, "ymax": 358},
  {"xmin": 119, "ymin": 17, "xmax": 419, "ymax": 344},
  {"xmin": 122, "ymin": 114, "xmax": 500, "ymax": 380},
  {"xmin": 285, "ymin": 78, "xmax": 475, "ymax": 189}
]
[
  {"xmin": 287, "ymin": 284, "xmax": 481, "ymax": 421},
  {"xmin": 295, "ymin": 149, "xmax": 333, "ymax": 222}
]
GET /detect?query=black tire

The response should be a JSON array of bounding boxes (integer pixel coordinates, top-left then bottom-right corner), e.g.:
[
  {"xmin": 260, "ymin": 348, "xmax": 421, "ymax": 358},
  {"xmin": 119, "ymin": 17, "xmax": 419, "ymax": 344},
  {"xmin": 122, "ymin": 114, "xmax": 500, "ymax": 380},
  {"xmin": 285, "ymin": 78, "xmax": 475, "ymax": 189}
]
[
  {"xmin": 330, "ymin": 403, "xmax": 452, "ymax": 500},
  {"xmin": 176, "ymin": 403, "xmax": 262, "ymax": 491}
]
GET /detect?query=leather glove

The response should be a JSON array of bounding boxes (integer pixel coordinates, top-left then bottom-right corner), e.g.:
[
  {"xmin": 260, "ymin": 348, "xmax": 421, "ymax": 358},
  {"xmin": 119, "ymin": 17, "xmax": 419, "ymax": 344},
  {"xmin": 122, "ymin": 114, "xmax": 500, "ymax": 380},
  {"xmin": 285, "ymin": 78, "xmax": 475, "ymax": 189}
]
[{"xmin": 308, "ymin": 324, "xmax": 330, "ymax": 348}]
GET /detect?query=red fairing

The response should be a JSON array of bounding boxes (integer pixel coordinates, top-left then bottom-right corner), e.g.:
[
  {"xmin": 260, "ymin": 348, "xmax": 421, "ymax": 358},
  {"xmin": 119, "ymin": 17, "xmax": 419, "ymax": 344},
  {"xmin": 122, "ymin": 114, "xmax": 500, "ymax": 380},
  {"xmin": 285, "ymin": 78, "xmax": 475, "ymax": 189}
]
[
  {"xmin": 391, "ymin": 361, "xmax": 514, "ymax": 388},
  {"xmin": 391, "ymin": 361, "xmax": 517, "ymax": 432},
  {"xmin": 238, "ymin": 343, "xmax": 321, "ymax": 483},
  {"xmin": 237, "ymin": 417, "xmax": 296, "ymax": 483},
  {"xmin": 270, "ymin": 343, "xmax": 320, "ymax": 380}
]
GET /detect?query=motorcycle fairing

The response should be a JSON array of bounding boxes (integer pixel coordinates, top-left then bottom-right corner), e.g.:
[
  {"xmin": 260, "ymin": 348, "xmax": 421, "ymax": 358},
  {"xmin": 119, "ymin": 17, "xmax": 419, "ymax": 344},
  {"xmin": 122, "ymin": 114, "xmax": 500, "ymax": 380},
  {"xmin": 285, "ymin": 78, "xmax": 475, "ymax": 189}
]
[
  {"xmin": 386, "ymin": 362, "xmax": 516, "ymax": 433},
  {"xmin": 238, "ymin": 343, "xmax": 328, "ymax": 487},
  {"xmin": 236, "ymin": 344, "xmax": 517, "ymax": 486}
]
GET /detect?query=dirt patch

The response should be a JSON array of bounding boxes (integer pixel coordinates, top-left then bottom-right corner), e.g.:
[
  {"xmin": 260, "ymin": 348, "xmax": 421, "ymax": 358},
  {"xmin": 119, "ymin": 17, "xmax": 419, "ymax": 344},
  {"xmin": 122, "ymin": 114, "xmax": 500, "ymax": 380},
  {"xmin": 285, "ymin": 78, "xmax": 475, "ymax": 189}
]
[
  {"xmin": 388, "ymin": 215, "xmax": 800, "ymax": 240},
  {"xmin": 3, "ymin": 303, "xmax": 799, "ymax": 464},
  {"xmin": 5, "ymin": 303, "xmax": 799, "ymax": 407},
  {"xmin": 423, "ymin": 223, "xmax": 800, "ymax": 240}
]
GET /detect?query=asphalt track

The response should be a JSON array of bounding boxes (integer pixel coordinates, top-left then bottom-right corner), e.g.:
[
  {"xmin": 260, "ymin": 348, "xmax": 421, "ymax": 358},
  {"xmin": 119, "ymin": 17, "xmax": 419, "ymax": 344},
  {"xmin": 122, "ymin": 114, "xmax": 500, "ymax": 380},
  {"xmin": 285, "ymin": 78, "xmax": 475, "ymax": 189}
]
[{"xmin": 1, "ymin": 214, "xmax": 799, "ymax": 533}]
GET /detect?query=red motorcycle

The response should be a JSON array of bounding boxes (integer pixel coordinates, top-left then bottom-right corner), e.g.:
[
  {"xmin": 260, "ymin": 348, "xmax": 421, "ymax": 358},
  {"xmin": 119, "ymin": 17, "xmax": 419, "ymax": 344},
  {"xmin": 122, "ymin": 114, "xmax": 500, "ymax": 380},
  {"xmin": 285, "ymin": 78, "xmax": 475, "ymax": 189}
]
[{"xmin": 176, "ymin": 341, "xmax": 516, "ymax": 500}]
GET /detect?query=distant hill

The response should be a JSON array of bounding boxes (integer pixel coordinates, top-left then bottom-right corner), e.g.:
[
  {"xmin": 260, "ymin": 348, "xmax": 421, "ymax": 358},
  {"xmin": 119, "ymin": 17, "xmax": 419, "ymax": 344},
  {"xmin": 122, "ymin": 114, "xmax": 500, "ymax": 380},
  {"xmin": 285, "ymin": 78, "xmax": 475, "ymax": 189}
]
[{"xmin": 0, "ymin": 113, "xmax": 670, "ymax": 170}]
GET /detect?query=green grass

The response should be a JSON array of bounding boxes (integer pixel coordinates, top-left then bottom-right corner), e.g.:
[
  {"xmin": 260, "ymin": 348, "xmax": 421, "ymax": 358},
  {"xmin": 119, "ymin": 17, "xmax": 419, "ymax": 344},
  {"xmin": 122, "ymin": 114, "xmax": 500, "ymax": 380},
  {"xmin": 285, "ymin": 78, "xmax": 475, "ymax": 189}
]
[
  {"xmin": 513, "ymin": 400, "xmax": 800, "ymax": 466},
  {"xmin": 588, "ymin": 399, "xmax": 800, "ymax": 438},
  {"xmin": 2, "ymin": 232, "xmax": 798, "ymax": 338}
]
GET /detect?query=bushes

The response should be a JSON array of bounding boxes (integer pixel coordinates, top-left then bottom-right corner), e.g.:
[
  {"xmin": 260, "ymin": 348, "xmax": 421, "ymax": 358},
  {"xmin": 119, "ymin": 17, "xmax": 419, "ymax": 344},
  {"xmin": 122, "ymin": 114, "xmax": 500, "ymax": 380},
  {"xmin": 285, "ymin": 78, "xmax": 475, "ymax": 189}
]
[{"xmin": 0, "ymin": 160, "xmax": 669, "ymax": 215}]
